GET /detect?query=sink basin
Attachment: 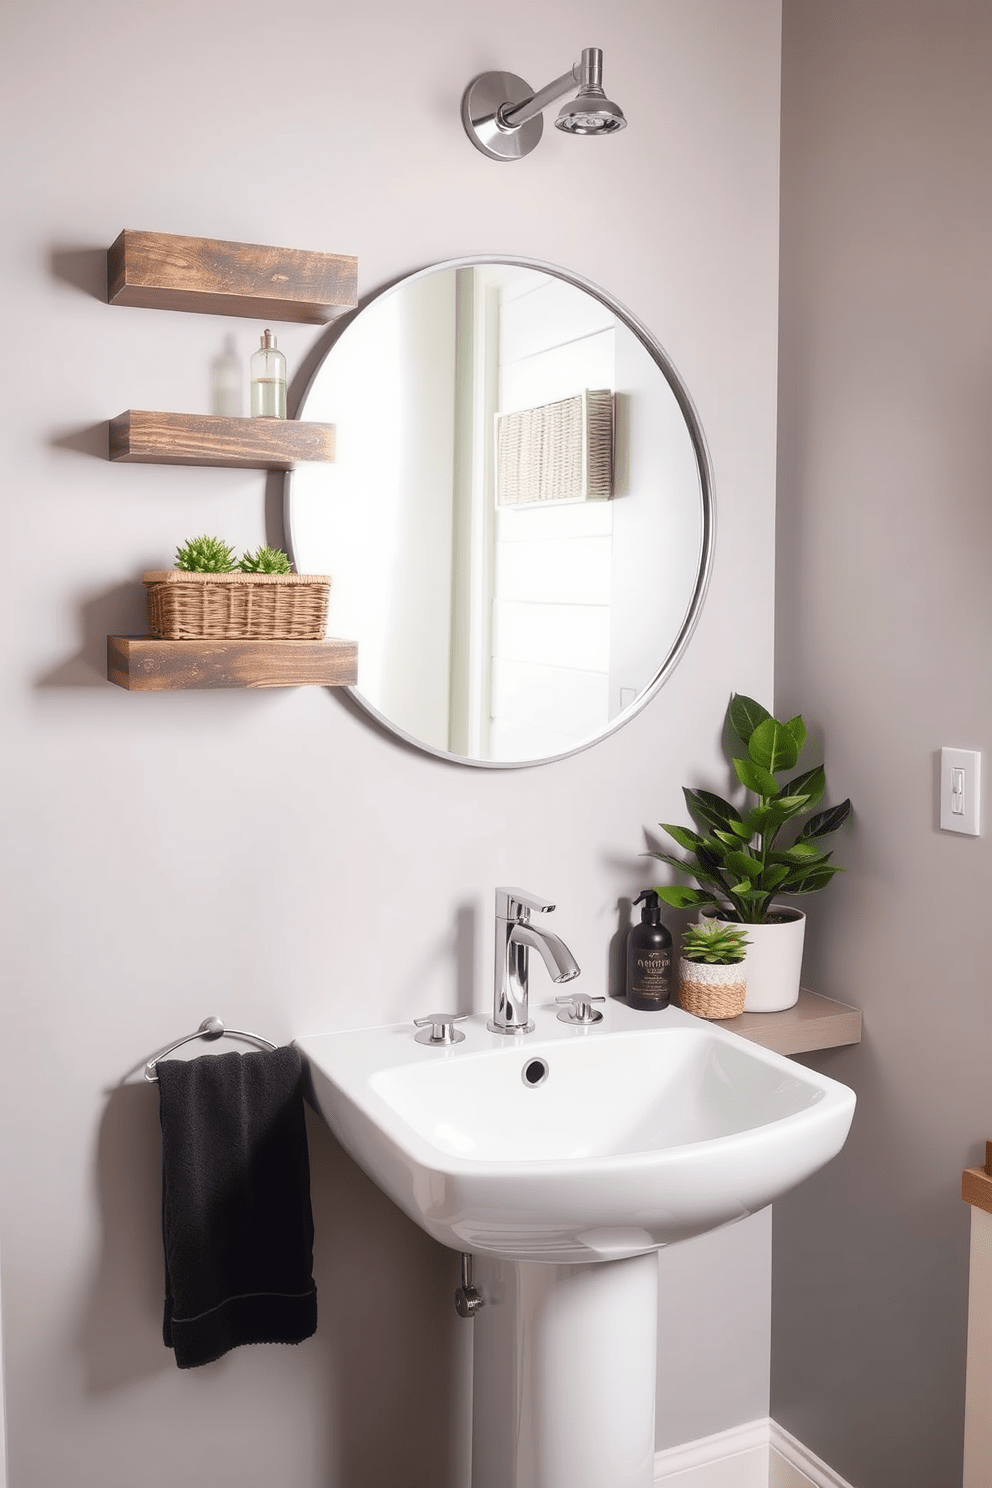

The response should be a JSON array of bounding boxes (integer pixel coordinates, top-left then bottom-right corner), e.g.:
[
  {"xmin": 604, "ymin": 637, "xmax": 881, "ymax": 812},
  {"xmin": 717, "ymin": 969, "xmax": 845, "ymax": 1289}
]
[
  {"xmin": 300, "ymin": 999, "xmax": 856, "ymax": 1488},
  {"xmin": 298, "ymin": 1000, "xmax": 855, "ymax": 1264}
]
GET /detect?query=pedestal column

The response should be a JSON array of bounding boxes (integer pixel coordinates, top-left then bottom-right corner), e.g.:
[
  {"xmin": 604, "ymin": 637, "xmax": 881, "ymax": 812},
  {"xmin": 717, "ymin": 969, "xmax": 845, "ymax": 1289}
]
[{"xmin": 471, "ymin": 1251, "xmax": 658, "ymax": 1488}]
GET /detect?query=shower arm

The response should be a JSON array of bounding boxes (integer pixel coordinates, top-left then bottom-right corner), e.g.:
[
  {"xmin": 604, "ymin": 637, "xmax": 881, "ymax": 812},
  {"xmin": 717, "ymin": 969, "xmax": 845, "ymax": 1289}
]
[{"xmin": 500, "ymin": 49, "xmax": 601, "ymax": 130}]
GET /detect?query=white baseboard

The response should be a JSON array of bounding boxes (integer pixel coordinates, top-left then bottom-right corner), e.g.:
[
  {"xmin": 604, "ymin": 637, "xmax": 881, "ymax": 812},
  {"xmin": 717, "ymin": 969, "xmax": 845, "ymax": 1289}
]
[
  {"xmin": 654, "ymin": 1418, "xmax": 856, "ymax": 1488},
  {"xmin": 654, "ymin": 1420, "xmax": 770, "ymax": 1488},
  {"xmin": 769, "ymin": 1421, "xmax": 856, "ymax": 1488}
]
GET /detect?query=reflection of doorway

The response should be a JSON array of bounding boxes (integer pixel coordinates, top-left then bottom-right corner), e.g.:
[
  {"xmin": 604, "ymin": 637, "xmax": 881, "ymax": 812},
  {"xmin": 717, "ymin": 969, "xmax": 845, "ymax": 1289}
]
[{"xmin": 449, "ymin": 268, "xmax": 617, "ymax": 761}]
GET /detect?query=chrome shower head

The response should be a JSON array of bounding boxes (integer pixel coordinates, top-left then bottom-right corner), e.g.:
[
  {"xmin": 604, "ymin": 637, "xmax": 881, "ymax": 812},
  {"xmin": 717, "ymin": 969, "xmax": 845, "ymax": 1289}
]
[
  {"xmin": 555, "ymin": 87, "xmax": 626, "ymax": 135},
  {"xmin": 462, "ymin": 46, "xmax": 626, "ymax": 161},
  {"xmin": 555, "ymin": 49, "xmax": 626, "ymax": 135}
]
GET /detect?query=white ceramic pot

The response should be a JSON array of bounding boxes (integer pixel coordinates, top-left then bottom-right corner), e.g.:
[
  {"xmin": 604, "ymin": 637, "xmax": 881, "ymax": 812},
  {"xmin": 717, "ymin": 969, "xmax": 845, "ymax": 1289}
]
[{"xmin": 701, "ymin": 906, "xmax": 806, "ymax": 1012}]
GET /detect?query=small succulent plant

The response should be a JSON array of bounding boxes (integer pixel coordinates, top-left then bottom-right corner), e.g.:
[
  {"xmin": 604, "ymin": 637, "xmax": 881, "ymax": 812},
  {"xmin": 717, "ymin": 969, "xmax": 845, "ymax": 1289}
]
[
  {"xmin": 681, "ymin": 919, "xmax": 750, "ymax": 965},
  {"xmin": 237, "ymin": 545, "xmax": 292, "ymax": 574},
  {"xmin": 172, "ymin": 537, "xmax": 295, "ymax": 574},
  {"xmin": 174, "ymin": 535, "xmax": 237, "ymax": 573}
]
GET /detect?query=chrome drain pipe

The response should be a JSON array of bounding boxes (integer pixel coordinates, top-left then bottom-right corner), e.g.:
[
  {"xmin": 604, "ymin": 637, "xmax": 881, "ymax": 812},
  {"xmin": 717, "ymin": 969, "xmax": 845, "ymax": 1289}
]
[{"xmin": 455, "ymin": 1253, "xmax": 484, "ymax": 1318}]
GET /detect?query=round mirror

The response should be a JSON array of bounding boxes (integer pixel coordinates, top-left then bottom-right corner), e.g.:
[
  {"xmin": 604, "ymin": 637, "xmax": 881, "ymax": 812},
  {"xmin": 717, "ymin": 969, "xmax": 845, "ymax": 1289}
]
[{"xmin": 286, "ymin": 257, "xmax": 712, "ymax": 767}]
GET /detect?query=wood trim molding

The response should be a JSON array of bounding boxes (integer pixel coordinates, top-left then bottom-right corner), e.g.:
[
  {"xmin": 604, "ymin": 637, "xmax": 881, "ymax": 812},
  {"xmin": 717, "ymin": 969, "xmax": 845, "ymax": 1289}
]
[
  {"xmin": 964, "ymin": 1207, "xmax": 992, "ymax": 1488},
  {"xmin": 963, "ymin": 1143, "xmax": 992, "ymax": 1215}
]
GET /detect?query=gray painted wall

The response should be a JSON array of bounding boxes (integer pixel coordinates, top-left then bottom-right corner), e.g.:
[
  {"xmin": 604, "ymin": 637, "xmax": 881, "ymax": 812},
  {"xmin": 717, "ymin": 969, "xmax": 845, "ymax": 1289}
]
[
  {"xmin": 774, "ymin": 2, "xmax": 992, "ymax": 1483},
  {"xmin": 0, "ymin": 1, "xmax": 782, "ymax": 1483}
]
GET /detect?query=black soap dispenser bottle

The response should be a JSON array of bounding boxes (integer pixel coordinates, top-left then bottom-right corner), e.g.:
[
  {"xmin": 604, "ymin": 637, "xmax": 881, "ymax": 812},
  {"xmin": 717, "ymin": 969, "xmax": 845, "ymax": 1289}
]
[{"xmin": 626, "ymin": 890, "xmax": 673, "ymax": 1010}]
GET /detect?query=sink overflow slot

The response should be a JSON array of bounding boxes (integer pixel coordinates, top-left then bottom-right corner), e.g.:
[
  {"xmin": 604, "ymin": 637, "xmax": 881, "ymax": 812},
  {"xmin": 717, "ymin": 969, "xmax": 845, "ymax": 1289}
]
[{"xmin": 522, "ymin": 1057, "xmax": 549, "ymax": 1088}]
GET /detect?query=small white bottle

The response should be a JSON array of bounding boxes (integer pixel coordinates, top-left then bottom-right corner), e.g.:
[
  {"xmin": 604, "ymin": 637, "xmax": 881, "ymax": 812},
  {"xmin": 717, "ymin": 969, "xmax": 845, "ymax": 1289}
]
[
  {"xmin": 250, "ymin": 329, "xmax": 287, "ymax": 418},
  {"xmin": 210, "ymin": 335, "xmax": 243, "ymax": 416}
]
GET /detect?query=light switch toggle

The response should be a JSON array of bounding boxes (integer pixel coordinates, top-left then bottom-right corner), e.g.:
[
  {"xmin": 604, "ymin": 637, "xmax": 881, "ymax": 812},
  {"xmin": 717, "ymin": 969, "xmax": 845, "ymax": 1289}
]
[{"xmin": 940, "ymin": 748, "xmax": 981, "ymax": 835}]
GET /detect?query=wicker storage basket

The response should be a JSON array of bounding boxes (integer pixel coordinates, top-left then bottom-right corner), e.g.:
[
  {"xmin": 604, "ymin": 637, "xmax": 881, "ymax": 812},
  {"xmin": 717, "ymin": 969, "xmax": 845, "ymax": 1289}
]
[
  {"xmin": 677, "ymin": 957, "xmax": 747, "ymax": 1020},
  {"xmin": 496, "ymin": 389, "xmax": 614, "ymax": 506},
  {"xmin": 143, "ymin": 570, "xmax": 331, "ymax": 641}
]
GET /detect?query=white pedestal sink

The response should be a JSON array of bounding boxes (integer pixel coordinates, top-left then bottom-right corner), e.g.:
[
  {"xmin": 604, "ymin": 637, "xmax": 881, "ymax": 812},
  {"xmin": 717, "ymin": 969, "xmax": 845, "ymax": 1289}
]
[{"xmin": 298, "ymin": 1001, "xmax": 855, "ymax": 1488}]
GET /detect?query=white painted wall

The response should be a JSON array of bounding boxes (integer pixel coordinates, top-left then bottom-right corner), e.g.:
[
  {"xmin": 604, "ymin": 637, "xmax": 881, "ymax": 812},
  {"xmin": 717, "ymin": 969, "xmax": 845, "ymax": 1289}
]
[{"xmin": 0, "ymin": 0, "xmax": 782, "ymax": 1482}]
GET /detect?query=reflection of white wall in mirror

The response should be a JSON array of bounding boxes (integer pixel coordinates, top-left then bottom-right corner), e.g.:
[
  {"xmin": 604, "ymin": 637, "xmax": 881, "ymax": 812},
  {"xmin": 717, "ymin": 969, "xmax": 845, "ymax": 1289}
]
[
  {"xmin": 449, "ymin": 268, "xmax": 498, "ymax": 760},
  {"xmin": 610, "ymin": 323, "xmax": 703, "ymax": 716},
  {"xmin": 291, "ymin": 276, "xmax": 457, "ymax": 748},
  {"xmin": 490, "ymin": 273, "xmax": 616, "ymax": 759}
]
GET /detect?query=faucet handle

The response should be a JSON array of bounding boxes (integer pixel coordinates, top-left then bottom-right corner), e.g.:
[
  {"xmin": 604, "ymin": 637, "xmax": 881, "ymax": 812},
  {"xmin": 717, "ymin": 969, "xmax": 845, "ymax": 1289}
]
[
  {"xmin": 414, "ymin": 1013, "xmax": 468, "ymax": 1046},
  {"xmin": 555, "ymin": 992, "xmax": 605, "ymax": 1026},
  {"xmin": 496, "ymin": 886, "xmax": 555, "ymax": 921}
]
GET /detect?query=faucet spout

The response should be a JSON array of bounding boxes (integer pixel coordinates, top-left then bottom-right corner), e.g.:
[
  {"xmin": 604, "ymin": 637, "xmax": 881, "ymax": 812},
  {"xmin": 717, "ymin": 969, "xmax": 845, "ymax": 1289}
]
[
  {"xmin": 510, "ymin": 924, "xmax": 581, "ymax": 984},
  {"xmin": 490, "ymin": 886, "xmax": 581, "ymax": 1036}
]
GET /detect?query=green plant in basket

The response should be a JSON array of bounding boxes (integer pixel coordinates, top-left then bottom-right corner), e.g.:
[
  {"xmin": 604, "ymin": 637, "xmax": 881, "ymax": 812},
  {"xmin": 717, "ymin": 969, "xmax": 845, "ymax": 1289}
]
[
  {"xmin": 653, "ymin": 694, "xmax": 852, "ymax": 926},
  {"xmin": 174, "ymin": 535, "xmax": 237, "ymax": 573},
  {"xmin": 681, "ymin": 920, "xmax": 750, "ymax": 965},
  {"xmin": 237, "ymin": 545, "xmax": 292, "ymax": 574}
]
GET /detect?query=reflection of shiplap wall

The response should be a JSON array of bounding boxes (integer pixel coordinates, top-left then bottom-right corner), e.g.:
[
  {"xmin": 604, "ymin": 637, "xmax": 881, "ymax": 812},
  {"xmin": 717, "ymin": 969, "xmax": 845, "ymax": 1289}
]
[
  {"xmin": 609, "ymin": 323, "xmax": 705, "ymax": 710},
  {"xmin": 491, "ymin": 275, "xmax": 616, "ymax": 760}
]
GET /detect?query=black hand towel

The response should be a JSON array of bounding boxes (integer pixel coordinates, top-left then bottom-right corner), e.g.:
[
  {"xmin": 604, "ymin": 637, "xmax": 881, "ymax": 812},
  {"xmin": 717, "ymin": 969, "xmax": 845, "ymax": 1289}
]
[{"xmin": 157, "ymin": 1045, "xmax": 317, "ymax": 1369}]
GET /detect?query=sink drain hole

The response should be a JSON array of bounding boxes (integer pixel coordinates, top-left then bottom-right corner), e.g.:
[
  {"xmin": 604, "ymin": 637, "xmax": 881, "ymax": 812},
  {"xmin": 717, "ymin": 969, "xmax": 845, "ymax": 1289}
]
[{"xmin": 522, "ymin": 1057, "xmax": 549, "ymax": 1088}]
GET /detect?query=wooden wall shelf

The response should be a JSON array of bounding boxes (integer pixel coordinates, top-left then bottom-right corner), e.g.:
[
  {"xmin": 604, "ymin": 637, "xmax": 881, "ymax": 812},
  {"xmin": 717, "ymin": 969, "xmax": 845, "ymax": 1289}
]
[
  {"xmin": 716, "ymin": 988, "xmax": 862, "ymax": 1057},
  {"xmin": 109, "ymin": 411, "xmax": 335, "ymax": 469},
  {"xmin": 963, "ymin": 1142, "xmax": 992, "ymax": 1216},
  {"xmin": 108, "ymin": 230, "xmax": 358, "ymax": 322},
  {"xmin": 108, "ymin": 636, "xmax": 357, "ymax": 691}
]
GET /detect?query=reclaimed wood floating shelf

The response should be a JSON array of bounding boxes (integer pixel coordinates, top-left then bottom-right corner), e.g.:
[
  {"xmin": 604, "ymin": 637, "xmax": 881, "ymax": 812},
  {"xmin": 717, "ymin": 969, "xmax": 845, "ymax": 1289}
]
[
  {"xmin": 108, "ymin": 229, "xmax": 358, "ymax": 322},
  {"xmin": 962, "ymin": 1141, "xmax": 992, "ymax": 1216},
  {"xmin": 109, "ymin": 411, "xmax": 335, "ymax": 469},
  {"xmin": 716, "ymin": 987, "xmax": 862, "ymax": 1057},
  {"xmin": 107, "ymin": 636, "xmax": 358, "ymax": 691}
]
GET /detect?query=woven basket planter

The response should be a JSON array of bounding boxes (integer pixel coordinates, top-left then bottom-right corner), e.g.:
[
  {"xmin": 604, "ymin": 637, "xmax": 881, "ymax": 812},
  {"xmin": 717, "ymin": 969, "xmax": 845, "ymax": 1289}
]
[
  {"xmin": 143, "ymin": 570, "xmax": 331, "ymax": 641},
  {"xmin": 677, "ymin": 958, "xmax": 747, "ymax": 1020}
]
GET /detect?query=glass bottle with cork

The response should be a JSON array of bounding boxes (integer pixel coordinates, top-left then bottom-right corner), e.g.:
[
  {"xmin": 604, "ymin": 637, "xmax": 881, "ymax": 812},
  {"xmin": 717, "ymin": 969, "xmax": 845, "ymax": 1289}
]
[{"xmin": 250, "ymin": 329, "xmax": 287, "ymax": 418}]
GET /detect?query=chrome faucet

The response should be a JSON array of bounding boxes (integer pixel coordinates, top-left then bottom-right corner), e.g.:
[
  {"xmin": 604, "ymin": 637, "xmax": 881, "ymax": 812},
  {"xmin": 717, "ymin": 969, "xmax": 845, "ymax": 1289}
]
[{"xmin": 490, "ymin": 887, "xmax": 580, "ymax": 1035}]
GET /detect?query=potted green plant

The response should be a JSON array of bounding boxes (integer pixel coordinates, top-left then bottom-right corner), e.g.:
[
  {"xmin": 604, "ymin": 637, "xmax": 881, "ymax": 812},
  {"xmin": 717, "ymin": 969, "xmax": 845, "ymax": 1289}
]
[
  {"xmin": 652, "ymin": 694, "xmax": 851, "ymax": 1012},
  {"xmin": 143, "ymin": 536, "xmax": 331, "ymax": 640},
  {"xmin": 678, "ymin": 920, "xmax": 751, "ymax": 1020}
]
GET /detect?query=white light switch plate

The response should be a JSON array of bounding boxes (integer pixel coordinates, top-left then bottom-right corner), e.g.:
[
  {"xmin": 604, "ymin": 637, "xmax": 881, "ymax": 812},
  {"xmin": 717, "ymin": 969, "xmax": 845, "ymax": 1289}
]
[{"xmin": 940, "ymin": 747, "xmax": 981, "ymax": 835}]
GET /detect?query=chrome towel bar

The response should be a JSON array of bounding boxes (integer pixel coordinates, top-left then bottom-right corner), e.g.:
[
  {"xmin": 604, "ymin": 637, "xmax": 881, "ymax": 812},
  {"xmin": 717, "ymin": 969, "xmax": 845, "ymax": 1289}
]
[{"xmin": 144, "ymin": 1016, "xmax": 278, "ymax": 1082}]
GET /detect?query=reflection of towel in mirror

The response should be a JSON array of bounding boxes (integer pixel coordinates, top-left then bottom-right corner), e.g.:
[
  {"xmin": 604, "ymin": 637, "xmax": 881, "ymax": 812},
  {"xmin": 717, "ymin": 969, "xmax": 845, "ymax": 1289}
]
[{"xmin": 157, "ymin": 1046, "xmax": 317, "ymax": 1369}]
